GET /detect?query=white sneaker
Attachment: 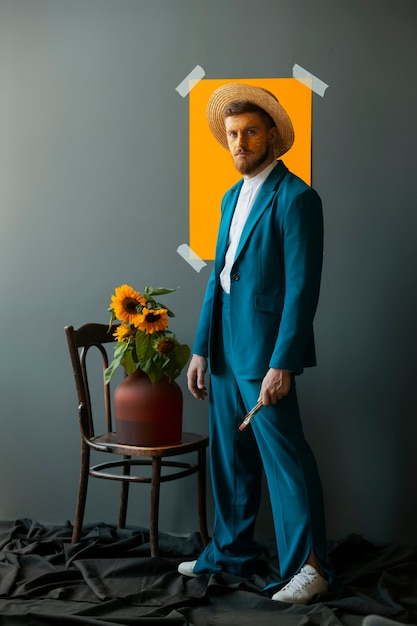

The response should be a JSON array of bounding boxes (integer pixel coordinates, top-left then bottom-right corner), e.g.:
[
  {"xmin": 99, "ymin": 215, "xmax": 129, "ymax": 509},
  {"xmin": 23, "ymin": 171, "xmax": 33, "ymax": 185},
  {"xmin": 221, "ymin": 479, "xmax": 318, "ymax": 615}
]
[
  {"xmin": 177, "ymin": 560, "xmax": 199, "ymax": 577},
  {"xmin": 271, "ymin": 564, "xmax": 328, "ymax": 604}
]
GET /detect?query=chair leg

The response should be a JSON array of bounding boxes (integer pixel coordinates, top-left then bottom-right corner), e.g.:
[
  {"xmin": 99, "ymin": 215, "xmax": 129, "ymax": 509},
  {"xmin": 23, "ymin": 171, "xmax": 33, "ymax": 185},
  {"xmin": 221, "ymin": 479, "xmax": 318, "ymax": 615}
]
[
  {"xmin": 150, "ymin": 456, "xmax": 162, "ymax": 557},
  {"xmin": 72, "ymin": 444, "xmax": 90, "ymax": 543},
  {"xmin": 118, "ymin": 456, "xmax": 131, "ymax": 529},
  {"xmin": 198, "ymin": 446, "xmax": 209, "ymax": 546}
]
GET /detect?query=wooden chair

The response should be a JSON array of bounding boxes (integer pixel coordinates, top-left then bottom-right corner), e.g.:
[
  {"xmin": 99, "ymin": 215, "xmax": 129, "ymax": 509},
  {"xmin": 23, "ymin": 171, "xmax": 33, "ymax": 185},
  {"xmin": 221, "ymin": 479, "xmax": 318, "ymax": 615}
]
[{"xmin": 65, "ymin": 323, "xmax": 209, "ymax": 556}]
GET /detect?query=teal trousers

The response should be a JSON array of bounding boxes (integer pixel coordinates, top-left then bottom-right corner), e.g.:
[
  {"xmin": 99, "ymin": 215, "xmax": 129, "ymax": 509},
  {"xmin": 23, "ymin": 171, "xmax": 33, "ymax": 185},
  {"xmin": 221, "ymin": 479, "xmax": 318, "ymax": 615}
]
[{"xmin": 194, "ymin": 292, "xmax": 333, "ymax": 584}]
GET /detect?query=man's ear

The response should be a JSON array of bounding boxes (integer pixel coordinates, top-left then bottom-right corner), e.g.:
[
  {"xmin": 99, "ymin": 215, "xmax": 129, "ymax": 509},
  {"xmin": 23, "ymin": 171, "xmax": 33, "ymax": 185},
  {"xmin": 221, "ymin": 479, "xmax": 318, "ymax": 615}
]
[{"xmin": 269, "ymin": 126, "xmax": 279, "ymax": 146}]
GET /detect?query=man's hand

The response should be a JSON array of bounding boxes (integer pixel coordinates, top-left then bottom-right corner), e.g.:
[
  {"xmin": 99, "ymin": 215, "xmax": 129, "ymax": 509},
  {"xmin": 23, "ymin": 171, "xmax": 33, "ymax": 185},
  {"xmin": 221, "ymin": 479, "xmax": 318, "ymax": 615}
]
[
  {"xmin": 187, "ymin": 354, "xmax": 208, "ymax": 400},
  {"xmin": 258, "ymin": 368, "xmax": 291, "ymax": 405}
]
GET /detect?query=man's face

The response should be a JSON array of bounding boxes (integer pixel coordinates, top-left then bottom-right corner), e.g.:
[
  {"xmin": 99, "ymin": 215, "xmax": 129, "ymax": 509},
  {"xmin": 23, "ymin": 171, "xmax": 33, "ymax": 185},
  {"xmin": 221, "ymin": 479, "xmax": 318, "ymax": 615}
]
[{"xmin": 224, "ymin": 112, "xmax": 278, "ymax": 178}]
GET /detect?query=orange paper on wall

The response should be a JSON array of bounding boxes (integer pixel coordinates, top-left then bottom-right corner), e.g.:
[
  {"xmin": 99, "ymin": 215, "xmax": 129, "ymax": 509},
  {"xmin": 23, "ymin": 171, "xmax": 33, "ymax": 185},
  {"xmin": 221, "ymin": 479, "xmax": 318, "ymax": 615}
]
[{"xmin": 189, "ymin": 78, "xmax": 312, "ymax": 260}]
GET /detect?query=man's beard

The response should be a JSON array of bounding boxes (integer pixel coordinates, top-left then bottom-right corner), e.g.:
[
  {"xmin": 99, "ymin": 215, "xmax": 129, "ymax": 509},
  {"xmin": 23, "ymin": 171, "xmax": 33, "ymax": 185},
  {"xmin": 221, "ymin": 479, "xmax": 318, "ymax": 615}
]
[{"xmin": 233, "ymin": 145, "xmax": 271, "ymax": 176}]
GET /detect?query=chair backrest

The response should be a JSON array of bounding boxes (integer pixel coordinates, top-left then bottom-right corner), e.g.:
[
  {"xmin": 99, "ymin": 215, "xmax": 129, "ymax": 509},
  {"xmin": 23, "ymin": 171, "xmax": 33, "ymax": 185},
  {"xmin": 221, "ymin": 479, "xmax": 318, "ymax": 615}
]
[{"xmin": 65, "ymin": 323, "xmax": 119, "ymax": 439}]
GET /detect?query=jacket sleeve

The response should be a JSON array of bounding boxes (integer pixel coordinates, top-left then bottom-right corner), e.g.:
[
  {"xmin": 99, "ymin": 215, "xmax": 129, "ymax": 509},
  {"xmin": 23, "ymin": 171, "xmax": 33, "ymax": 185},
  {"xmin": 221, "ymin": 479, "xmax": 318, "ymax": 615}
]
[{"xmin": 269, "ymin": 187, "xmax": 324, "ymax": 373}]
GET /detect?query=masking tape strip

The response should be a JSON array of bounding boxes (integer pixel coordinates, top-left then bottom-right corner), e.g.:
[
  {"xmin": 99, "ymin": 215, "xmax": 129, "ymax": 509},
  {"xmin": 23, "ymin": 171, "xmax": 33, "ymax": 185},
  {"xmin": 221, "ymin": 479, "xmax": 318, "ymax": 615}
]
[
  {"xmin": 177, "ymin": 244, "xmax": 207, "ymax": 272},
  {"xmin": 292, "ymin": 64, "xmax": 328, "ymax": 97},
  {"xmin": 176, "ymin": 65, "xmax": 205, "ymax": 97}
]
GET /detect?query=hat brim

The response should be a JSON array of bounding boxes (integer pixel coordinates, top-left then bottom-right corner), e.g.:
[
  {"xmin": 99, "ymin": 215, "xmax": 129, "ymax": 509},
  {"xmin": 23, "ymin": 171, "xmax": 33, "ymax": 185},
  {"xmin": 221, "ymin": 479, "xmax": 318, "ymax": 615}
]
[{"xmin": 206, "ymin": 83, "xmax": 295, "ymax": 159}]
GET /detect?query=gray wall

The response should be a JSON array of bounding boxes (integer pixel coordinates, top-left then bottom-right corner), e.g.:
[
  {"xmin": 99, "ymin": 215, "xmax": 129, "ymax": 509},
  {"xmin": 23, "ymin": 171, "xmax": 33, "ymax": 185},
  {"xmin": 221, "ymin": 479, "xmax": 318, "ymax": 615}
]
[{"xmin": 1, "ymin": 0, "xmax": 416, "ymax": 546}]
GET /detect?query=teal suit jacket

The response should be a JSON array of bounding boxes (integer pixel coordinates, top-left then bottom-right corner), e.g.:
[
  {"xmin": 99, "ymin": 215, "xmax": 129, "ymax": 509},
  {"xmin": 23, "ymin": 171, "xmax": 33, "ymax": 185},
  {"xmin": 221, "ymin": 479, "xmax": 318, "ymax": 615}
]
[{"xmin": 193, "ymin": 160, "xmax": 324, "ymax": 378}]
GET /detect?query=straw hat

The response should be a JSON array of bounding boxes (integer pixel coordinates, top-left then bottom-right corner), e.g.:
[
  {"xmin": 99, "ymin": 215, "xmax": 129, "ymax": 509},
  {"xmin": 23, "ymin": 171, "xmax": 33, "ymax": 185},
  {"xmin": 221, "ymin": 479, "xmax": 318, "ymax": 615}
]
[{"xmin": 206, "ymin": 83, "xmax": 295, "ymax": 158}]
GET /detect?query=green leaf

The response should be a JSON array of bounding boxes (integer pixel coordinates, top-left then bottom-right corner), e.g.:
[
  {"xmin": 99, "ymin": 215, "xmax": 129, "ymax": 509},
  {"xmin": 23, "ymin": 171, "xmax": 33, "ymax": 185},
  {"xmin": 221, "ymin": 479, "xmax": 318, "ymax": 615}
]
[
  {"xmin": 122, "ymin": 349, "xmax": 137, "ymax": 376},
  {"xmin": 104, "ymin": 360, "xmax": 119, "ymax": 385},
  {"xmin": 108, "ymin": 309, "xmax": 116, "ymax": 330},
  {"xmin": 159, "ymin": 344, "xmax": 190, "ymax": 383},
  {"xmin": 162, "ymin": 360, "xmax": 177, "ymax": 384},
  {"xmin": 135, "ymin": 332, "xmax": 154, "ymax": 367},
  {"xmin": 142, "ymin": 359, "xmax": 161, "ymax": 386},
  {"xmin": 104, "ymin": 342, "xmax": 130, "ymax": 384},
  {"xmin": 144, "ymin": 286, "xmax": 178, "ymax": 298},
  {"xmin": 174, "ymin": 344, "xmax": 191, "ymax": 370}
]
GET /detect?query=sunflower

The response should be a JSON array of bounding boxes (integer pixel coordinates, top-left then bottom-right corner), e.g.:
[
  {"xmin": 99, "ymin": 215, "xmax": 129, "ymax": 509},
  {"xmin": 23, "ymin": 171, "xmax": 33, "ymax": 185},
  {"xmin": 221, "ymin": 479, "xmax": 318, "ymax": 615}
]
[
  {"xmin": 110, "ymin": 284, "xmax": 146, "ymax": 325},
  {"xmin": 153, "ymin": 336, "xmax": 178, "ymax": 354},
  {"xmin": 113, "ymin": 323, "xmax": 135, "ymax": 343},
  {"xmin": 135, "ymin": 307, "xmax": 169, "ymax": 334}
]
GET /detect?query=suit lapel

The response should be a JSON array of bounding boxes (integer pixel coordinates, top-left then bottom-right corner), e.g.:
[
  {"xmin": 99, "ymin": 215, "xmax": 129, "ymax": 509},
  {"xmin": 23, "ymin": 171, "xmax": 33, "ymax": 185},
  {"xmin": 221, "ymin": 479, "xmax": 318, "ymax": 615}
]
[{"xmin": 214, "ymin": 180, "xmax": 243, "ymax": 273}]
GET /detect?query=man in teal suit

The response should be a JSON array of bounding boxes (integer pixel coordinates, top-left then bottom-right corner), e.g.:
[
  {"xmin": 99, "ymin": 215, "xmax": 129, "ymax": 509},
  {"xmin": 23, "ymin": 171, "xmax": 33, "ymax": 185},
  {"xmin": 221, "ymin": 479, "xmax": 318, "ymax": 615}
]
[{"xmin": 178, "ymin": 83, "xmax": 333, "ymax": 604}]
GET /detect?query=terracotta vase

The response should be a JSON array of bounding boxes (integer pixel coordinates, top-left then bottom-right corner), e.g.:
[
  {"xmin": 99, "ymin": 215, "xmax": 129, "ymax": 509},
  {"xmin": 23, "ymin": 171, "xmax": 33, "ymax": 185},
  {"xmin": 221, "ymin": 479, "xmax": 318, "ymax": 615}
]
[{"xmin": 114, "ymin": 369, "xmax": 183, "ymax": 446}]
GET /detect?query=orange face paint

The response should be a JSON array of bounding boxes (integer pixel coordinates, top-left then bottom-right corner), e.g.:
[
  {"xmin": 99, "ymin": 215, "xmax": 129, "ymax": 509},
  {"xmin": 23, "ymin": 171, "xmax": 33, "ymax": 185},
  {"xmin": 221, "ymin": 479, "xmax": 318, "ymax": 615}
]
[{"xmin": 225, "ymin": 113, "xmax": 277, "ymax": 178}]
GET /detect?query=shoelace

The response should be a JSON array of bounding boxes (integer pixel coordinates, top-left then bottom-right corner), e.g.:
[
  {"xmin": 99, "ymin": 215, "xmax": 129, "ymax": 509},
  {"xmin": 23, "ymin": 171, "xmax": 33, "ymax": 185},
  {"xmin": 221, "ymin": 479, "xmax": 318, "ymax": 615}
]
[{"xmin": 282, "ymin": 567, "xmax": 318, "ymax": 594}]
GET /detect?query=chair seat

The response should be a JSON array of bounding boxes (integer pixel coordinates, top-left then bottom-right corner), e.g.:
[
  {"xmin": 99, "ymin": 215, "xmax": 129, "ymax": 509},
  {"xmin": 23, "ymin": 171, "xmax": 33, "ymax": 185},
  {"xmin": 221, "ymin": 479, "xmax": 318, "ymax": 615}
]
[
  {"xmin": 90, "ymin": 431, "xmax": 208, "ymax": 457},
  {"xmin": 89, "ymin": 432, "xmax": 208, "ymax": 487}
]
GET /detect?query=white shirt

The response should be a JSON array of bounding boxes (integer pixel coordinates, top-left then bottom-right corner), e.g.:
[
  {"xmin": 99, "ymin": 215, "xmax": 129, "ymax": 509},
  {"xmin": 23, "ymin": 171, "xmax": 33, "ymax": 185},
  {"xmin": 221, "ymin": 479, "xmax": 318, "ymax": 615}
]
[{"xmin": 220, "ymin": 160, "xmax": 277, "ymax": 293}]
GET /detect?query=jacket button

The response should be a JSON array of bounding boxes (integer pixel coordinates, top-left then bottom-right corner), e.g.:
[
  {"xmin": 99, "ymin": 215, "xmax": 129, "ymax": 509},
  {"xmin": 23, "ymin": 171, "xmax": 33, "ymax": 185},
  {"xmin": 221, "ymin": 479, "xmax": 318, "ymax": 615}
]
[{"xmin": 231, "ymin": 274, "xmax": 240, "ymax": 282}]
